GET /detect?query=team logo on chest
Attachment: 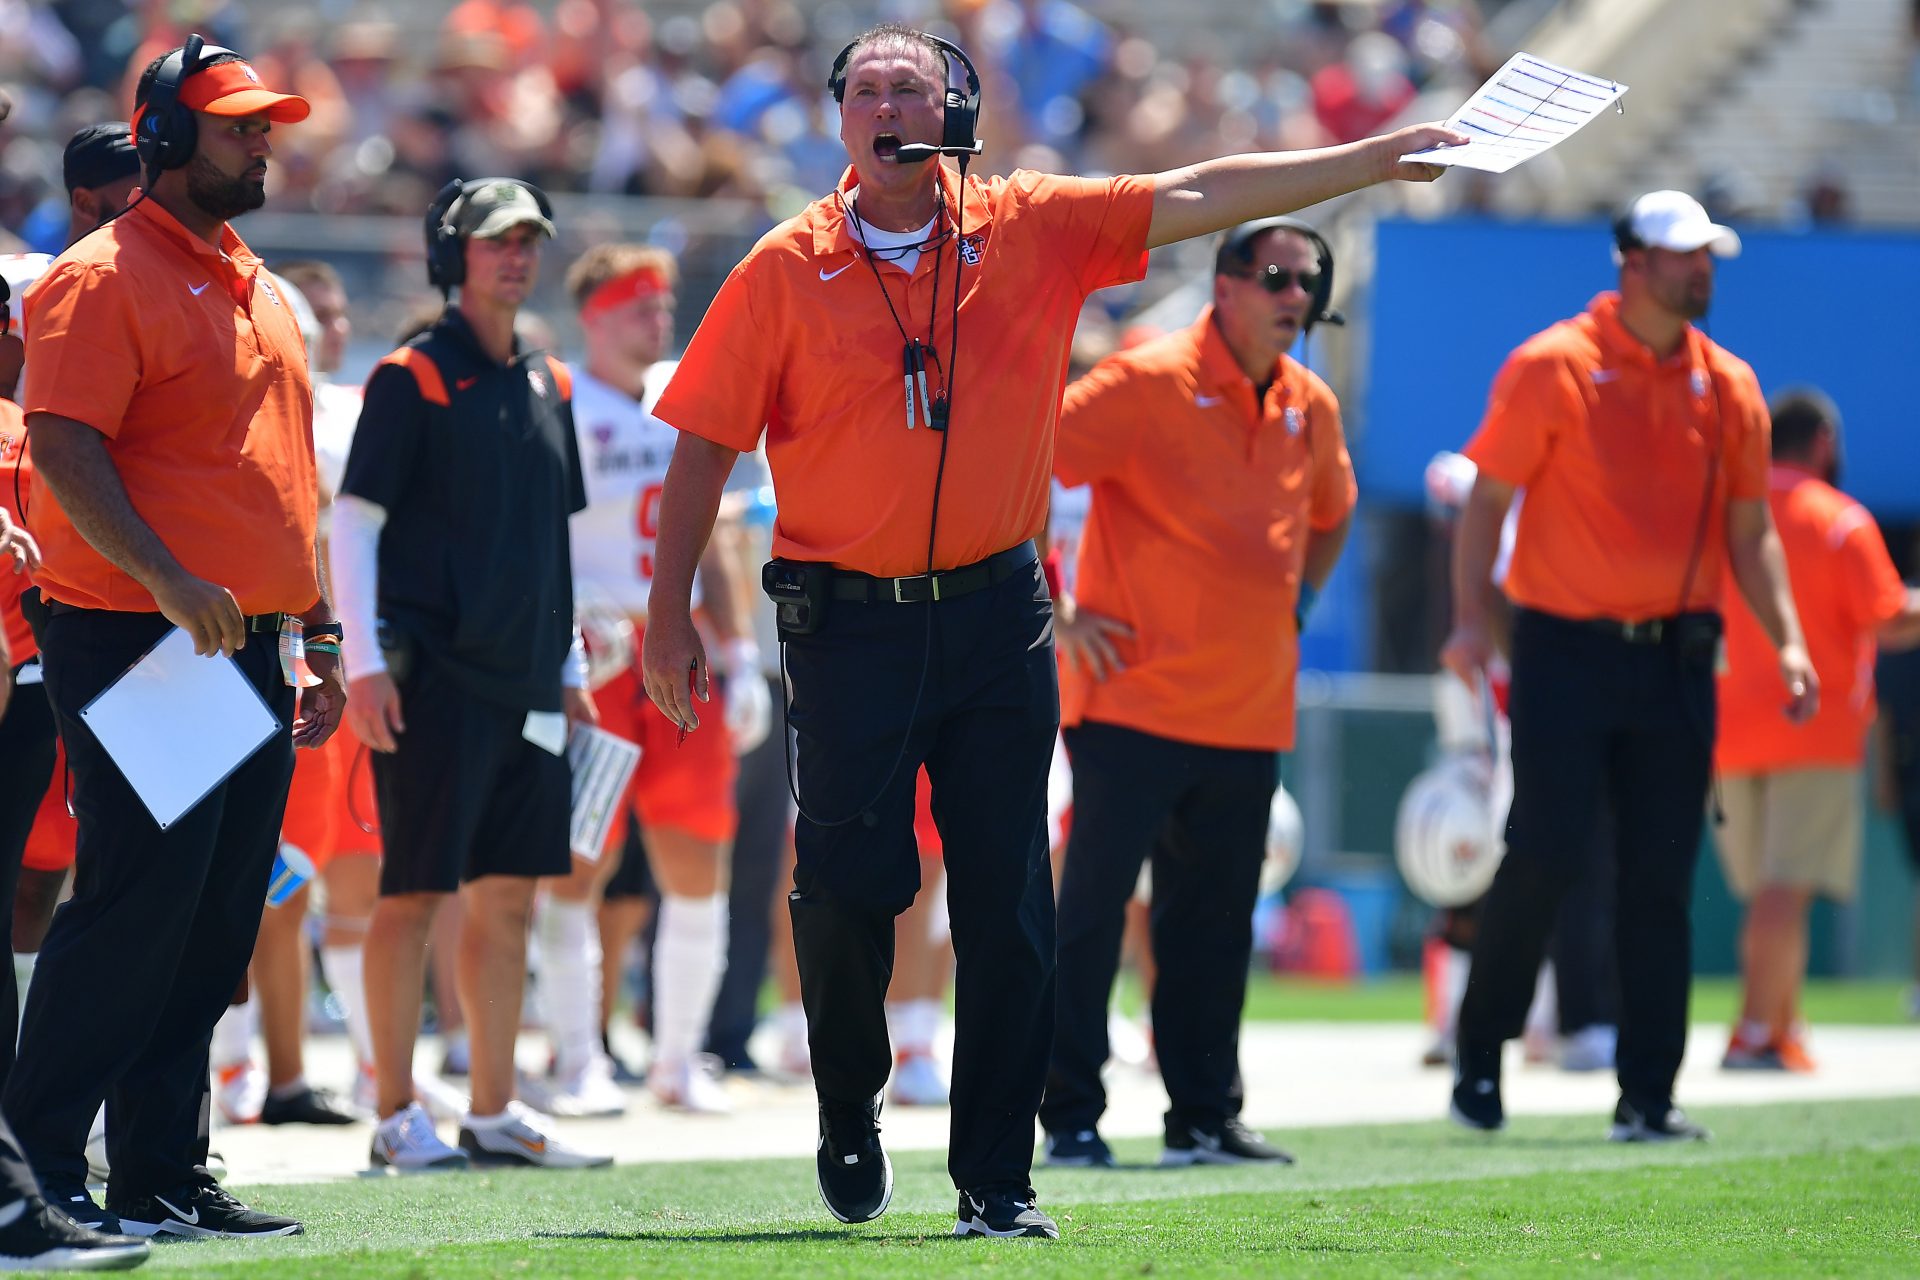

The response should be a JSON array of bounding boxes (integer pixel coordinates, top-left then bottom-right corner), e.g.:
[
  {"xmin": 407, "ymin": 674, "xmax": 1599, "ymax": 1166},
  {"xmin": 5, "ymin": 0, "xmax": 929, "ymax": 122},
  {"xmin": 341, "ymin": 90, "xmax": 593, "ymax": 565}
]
[
  {"xmin": 258, "ymin": 276, "xmax": 280, "ymax": 307},
  {"xmin": 529, "ymin": 367, "xmax": 549, "ymax": 398},
  {"xmin": 959, "ymin": 234, "xmax": 984, "ymax": 266},
  {"xmin": 1690, "ymin": 369, "xmax": 1708, "ymax": 400},
  {"xmin": 1284, "ymin": 406, "xmax": 1304, "ymax": 436}
]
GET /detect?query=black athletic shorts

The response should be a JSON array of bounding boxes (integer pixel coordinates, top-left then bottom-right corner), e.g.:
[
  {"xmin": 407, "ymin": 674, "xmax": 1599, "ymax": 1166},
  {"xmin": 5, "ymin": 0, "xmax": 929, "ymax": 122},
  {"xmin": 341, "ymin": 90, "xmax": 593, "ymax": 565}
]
[
  {"xmin": 371, "ymin": 661, "xmax": 571, "ymax": 895},
  {"xmin": 601, "ymin": 813, "xmax": 655, "ymax": 901}
]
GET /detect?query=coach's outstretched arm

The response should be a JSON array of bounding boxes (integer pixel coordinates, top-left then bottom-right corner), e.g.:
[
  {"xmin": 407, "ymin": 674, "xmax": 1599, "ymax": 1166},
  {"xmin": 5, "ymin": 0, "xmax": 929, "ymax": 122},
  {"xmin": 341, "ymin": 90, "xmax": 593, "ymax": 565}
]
[
  {"xmin": 1146, "ymin": 122, "xmax": 1468, "ymax": 250},
  {"xmin": 643, "ymin": 433, "xmax": 741, "ymax": 732}
]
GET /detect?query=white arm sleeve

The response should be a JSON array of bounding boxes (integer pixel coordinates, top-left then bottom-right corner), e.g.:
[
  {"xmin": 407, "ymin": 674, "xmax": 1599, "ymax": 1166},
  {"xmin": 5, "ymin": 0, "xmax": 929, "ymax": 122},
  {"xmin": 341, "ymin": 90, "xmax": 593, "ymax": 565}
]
[
  {"xmin": 563, "ymin": 627, "xmax": 589, "ymax": 690},
  {"xmin": 329, "ymin": 494, "xmax": 389, "ymax": 680}
]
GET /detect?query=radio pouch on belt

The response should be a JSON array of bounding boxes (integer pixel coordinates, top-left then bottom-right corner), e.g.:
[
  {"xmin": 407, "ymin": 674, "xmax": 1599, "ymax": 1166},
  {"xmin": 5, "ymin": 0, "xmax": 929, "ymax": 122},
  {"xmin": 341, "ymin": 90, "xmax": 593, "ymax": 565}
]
[{"xmin": 763, "ymin": 560, "xmax": 830, "ymax": 638}]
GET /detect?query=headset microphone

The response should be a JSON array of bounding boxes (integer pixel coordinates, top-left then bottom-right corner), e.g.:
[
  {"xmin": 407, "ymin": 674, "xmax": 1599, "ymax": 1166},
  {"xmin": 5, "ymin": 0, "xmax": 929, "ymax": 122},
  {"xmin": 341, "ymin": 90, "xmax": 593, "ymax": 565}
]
[{"xmin": 892, "ymin": 141, "xmax": 984, "ymax": 163}]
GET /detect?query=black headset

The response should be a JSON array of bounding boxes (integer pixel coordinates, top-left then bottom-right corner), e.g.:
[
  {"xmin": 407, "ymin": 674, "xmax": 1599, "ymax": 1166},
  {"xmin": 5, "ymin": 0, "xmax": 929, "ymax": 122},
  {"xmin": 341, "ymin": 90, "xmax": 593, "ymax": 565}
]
[
  {"xmin": 828, "ymin": 31, "xmax": 982, "ymax": 159},
  {"xmin": 135, "ymin": 34, "xmax": 237, "ymax": 178},
  {"xmin": 0, "ymin": 275, "xmax": 10, "ymax": 339},
  {"xmin": 1215, "ymin": 215, "xmax": 1343, "ymax": 333},
  {"xmin": 424, "ymin": 176, "xmax": 556, "ymax": 294}
]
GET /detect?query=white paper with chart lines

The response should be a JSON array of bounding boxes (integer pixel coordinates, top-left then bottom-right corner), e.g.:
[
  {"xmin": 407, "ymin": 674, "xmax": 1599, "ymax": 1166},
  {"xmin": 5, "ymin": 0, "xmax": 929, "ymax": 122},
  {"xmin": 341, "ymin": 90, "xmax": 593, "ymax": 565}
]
[{"xmin": 1403, "ymin": 53, "xmax": 1627, "ymax": 174}]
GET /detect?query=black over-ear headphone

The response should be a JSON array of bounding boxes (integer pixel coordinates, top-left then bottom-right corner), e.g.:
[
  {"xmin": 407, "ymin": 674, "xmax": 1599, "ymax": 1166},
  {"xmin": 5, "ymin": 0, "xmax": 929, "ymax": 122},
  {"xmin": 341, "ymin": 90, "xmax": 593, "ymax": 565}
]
[
  {"xmin": 424, "ymin": 177, "xmax": 556, "ymax": 294},
  {"xmin": 828, "ymin": 32, "xmax": 983, "ymax": 160},
  {"xmin": 136, "ymin": 34, "xmax": 237, "ymax": 177},
  {"xmin": 1215, "ymin": 215, "xmax": 1344, "ymax": 333},
  {"xmin": 0, "ymin": 275, "xmax": 11, "ymax": 339}
]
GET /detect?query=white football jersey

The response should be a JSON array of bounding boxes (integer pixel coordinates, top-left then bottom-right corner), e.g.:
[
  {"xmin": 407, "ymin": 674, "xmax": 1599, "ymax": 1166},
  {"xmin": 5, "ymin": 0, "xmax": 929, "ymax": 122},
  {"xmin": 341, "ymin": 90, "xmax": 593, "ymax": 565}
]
[{"xmin": 570, "ymin": 362, "xmax": 696, "ymax": 617}]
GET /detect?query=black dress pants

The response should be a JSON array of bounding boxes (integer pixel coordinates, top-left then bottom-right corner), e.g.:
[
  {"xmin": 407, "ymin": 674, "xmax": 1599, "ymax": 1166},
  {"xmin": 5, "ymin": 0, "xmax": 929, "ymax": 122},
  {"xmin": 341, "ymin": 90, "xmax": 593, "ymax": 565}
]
[
  {"xmin": 783, "ymin": 551, "xmax": 1056, "ymax": 1192},
  {"xmin": 5, "ymin": 609, "xmax": 293, "ymax": 1200},
  {"xmin": 1457, "ymin": 608, "xmax": 1714, "ymax": 1110},
  {"xmin": 0, "ymin": 668, "xmax": 56, "ymax": 1089},
  {"xmin": 1039, "ymin": 721, "xmax": 1277, "ymax": 1137}
]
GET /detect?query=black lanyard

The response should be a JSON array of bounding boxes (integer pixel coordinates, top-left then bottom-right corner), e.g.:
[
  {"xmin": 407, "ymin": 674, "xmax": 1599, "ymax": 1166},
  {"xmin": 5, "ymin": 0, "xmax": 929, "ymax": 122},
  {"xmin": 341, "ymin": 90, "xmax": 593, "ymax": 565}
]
[{"xmin": 844, "ymin": 185, "xmax": 953, "ymax": 431}]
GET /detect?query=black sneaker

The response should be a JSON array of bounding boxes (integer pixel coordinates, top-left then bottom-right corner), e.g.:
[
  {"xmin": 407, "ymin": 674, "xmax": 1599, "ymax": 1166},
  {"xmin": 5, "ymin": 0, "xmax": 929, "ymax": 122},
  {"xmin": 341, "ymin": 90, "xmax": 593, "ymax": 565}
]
[
  {"xmin": 815, "ymin": 1097, "xmax": 892, "ymax": 1224},
  {"xmin": 0, "ymin": 1198, "xmax": 149, "ymax": 1271},
  {"xmin": 1609, "ymin": 1098, "xmax": 1710, "ymax": 1143},
  {"xmin": 1043, "ymin": 1128, "xmax": 1116, "ymax": 1168},
  {"xmin": 45, "ymin": 1186, "xmax": 119, "ymax": 1235},
  {"xmin": 1160, "ymin": 1117, "xmax": 1294, "ymax": 1166},
  {"xmin": 954, "ymin": 1186, "xmax": 1060, "ymax": 1239},
  {"xmin": 1450, "ymin": 1072, "xmax": 1505, "ymax": 1132},
  {"xmin": 259, "ymin": 1085, "xmax": 359, "ymax": 1126},
  {"xmin": 112, "ymin": 1183, "xmax": 302, "ymax": 1239}
]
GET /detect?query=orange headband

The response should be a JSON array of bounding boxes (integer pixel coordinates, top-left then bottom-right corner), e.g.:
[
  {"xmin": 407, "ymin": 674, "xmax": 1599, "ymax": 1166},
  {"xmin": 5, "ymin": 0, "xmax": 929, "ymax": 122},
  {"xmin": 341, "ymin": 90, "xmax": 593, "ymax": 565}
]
[{"xmin": 581, "ymin": 267, "xmax": 670, "ymax": 319}]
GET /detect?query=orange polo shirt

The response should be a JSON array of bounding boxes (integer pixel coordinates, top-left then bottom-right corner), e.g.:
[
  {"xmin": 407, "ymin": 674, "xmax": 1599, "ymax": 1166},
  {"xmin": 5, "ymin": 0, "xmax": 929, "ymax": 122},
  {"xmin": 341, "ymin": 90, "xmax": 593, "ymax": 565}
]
[
  {"xmin": 1464, "ymin": 293, "xmax": 1769, "ymax": 621},
  {"xmin": 1717, "ymin": 464, "xmax": 1907, "ymax": 773},
  {"xmin": 0, "ymin": 402, "xmax": 34, "ymax": 664},
  {"xmin": 21, "ymin": 199, "xmax": 317, "ymax": 614},
  {"xmin": 1054, "ymin": 309, "xmax": 1355, "ymax": 752},
  {"xmin": 655, "ymin": 166, "xmax": 1153, "ymax": 577}
]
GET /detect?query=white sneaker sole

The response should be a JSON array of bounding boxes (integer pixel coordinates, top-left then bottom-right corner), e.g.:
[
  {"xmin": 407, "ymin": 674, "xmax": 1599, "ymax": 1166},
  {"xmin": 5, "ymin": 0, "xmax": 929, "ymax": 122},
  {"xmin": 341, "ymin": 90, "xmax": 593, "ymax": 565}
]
[
  {"xmin": 953, "ymin": 1214, "xmax": 1059, "ymax": 1239},
  {"xmin": 118, "ymin": 1219, "xmax": 301, "ymax": 1239},
  {"xmin": 369, "ymin": 1149, "xmax": 470, "ymax": 1173},
  {"xmin": 0, "ymin": 1241, "xmax": 151, "ymax": 1270}
]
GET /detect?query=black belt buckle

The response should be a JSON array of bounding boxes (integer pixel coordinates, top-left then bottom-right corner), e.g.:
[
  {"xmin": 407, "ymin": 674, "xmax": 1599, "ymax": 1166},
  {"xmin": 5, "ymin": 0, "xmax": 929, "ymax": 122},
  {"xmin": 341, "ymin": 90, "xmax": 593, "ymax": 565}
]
[{"xmin": 1620, "ymin": 619, "xmax": 1663, "ymax": 644}]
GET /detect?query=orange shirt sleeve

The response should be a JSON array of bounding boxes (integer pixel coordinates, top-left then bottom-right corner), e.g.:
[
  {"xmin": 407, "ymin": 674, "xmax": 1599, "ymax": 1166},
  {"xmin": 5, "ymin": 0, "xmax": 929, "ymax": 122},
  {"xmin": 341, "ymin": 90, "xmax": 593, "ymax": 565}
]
[
  {"xmin": 19, "ymin": 263, "xmax": 143, "ymax": 438},
  {"xmin": 1719, "ymin": 364, "xmax": 1770, "ymax": 502},
  {"xmin": 1304, "ymin": 377, "xmax": 1356, "ymax": 531},
  {"xmin": 1834, "ymin": 509, "xmax": 1907, "ymax": 631},
  {"xmin": 1460, "ymin": 346, "xmax": 1581, "ymax": 489},
  {"xmin": 653, "ymin": 258, "xmax": 778, "ymax": 454},
  {"xmin": 1011, "ymin": 171, "xmax": 1153, "ymax": 295},
  {"xmin": 1054, "ymin": 354, "xmax": 1148, "ymax": 489}
]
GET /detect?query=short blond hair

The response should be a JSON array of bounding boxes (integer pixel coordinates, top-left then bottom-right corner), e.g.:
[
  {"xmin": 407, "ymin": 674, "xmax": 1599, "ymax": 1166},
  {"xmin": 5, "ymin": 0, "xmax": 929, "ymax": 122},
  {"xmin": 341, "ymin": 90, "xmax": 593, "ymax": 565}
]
[{"xmin": 565, "ymin": 244, "xmax": 678, "ymax": 311}]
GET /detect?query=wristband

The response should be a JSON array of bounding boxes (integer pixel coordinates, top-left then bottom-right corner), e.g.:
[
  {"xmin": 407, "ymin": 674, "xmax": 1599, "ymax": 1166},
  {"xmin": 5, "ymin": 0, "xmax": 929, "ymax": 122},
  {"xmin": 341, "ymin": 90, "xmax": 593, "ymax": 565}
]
[{"xmin": 306, "ymin": 641, "xmax": 342, "ymax": 656}]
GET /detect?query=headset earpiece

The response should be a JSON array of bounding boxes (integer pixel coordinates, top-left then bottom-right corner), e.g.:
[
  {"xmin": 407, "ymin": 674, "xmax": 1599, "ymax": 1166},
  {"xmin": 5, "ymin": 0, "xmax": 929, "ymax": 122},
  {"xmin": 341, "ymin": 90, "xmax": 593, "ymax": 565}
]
[
  {"xmin": 425, "ymin": 178, "xmax": 468, "ymax": 294},
  {"xmin": 135, "ymin": 34, "xmax": 238, "ymax": 177}
]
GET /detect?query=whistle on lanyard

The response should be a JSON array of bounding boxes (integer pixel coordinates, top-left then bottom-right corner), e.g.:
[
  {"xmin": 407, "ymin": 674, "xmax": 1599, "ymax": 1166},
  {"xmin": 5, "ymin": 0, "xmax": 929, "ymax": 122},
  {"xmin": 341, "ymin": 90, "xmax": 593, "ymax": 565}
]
[{"xmin": 902, "ymin": 341, "xmax": 938, "ymax": 431}]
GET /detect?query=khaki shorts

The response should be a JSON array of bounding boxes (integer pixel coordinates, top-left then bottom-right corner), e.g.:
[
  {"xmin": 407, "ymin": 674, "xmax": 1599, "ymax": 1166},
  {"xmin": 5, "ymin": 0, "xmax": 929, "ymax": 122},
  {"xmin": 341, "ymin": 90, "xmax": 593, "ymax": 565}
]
[{"xmin": 1715, "ymin": 767, "xmax": 1862, "ymax": 902}]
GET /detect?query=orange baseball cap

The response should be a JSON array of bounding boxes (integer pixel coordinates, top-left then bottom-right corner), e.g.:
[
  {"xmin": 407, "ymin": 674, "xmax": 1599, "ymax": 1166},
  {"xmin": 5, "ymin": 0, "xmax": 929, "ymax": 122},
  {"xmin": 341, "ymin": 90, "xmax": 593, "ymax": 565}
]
[{"xmin": 176, "ymin": 59, "xmax": 311, "ymax": 122}]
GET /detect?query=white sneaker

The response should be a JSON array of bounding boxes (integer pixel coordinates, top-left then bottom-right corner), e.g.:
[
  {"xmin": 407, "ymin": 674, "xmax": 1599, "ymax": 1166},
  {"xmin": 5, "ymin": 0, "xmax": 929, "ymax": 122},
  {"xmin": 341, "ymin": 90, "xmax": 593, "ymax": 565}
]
[
  {"xmin": 522, "ymin": 1054, "xmax": 628, "ymax": 1118},
  {"xmin": 649, "ymin": 1054, "xmax": 732, "ymax": 1114},
  {"xmin": 213, "ymin": 1061, "xmax": 267, "ymax": 1125},
  {"xmin": 888, "ymin": 1051, "xmax": 948, "ymax": 1107},
  {"xmin": 458, "ymin": 1100, "xmax": 613, "ymax": 1168},
  {"xmin": 370, "ymin": 1102, "xmax": 470, "ymax": 1172},
  {"xmin": 1560, "ymin": 1024, "xmax": 1618, "ymax": 1073},
  {"xmin": 353, "ymin": 1066, "xmax": 471, "ymax": 1123}
]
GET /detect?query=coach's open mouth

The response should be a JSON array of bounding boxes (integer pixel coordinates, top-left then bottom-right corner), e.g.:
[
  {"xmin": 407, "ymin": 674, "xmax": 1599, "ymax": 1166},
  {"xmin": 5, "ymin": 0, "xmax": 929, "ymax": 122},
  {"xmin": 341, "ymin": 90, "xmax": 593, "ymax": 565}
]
[{"xmin": 873, "ymin": 133, "xmax": 902, "ymax": 162}]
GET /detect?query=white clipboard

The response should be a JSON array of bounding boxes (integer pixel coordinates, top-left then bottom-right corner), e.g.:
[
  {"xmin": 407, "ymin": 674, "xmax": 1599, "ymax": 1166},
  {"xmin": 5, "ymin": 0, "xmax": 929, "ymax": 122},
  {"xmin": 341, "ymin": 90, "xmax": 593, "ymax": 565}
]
[
  {"xmin": 77, "ymin": 626, "xmax": 281, "ymax": 830},
  {"xmin": 567, "ymin": 723, "xmax": 642, "ymax": 862}
]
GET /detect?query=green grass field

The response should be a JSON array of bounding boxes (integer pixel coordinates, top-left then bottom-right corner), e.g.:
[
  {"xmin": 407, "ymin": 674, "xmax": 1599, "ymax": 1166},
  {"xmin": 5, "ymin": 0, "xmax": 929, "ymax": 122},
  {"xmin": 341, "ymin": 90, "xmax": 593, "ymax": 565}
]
[
  {"xmin": 140, "ymin": 1097, "xmax": 1918, "ymax": 1278},
  {"xmin": 1229, "ymin": 973, "xmax": 1916, "ymax": 1026}
]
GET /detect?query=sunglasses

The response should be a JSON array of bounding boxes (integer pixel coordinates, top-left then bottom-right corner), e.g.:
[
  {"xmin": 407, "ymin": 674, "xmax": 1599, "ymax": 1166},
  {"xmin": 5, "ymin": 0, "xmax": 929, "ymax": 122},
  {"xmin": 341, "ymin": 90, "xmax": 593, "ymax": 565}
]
[{"xmin": 1233, "ymin": 265, "xmax": 1323, "ymax": 296}]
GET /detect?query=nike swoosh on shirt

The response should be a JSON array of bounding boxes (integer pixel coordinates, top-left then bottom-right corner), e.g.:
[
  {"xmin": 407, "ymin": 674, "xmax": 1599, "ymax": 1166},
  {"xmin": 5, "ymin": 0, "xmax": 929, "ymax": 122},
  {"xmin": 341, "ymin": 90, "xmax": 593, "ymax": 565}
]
[
  {"xmin": 154, "ymin": 1195, "xmax": 199, "ymax": 1226},
  {"xmin": 1590, "ymin": 369, "xmax": 1621, "ymax": 384},
  {"xmin": 1194, "ymin": 394, "xmax": 1225, "ymax": 407},
  {"xmin": 457, "ymin": 376, "xmax": 479, "ymax": 391},
  {"xmin": 819, "ymin": 262, "xmax": 855, "ymax": 282},
  {"xmin": 189, "ymin": 282, "xmax": 212, "ymax": 296}
]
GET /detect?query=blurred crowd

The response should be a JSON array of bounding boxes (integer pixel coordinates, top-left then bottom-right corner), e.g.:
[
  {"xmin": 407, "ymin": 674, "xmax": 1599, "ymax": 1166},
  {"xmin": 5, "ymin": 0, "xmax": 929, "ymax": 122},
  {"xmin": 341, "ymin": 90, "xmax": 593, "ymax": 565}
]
[{"xmin": 0, "ymin": 0, "xmax": 1500, "ymax": 254}]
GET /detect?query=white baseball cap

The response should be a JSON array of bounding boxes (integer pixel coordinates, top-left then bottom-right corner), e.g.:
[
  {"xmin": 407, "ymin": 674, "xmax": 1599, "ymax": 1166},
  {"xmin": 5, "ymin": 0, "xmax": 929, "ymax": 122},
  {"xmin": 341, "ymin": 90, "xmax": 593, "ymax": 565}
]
[{"xmin": 1616, "ymin": 190, "xmax": 1741, "ymax": 259}]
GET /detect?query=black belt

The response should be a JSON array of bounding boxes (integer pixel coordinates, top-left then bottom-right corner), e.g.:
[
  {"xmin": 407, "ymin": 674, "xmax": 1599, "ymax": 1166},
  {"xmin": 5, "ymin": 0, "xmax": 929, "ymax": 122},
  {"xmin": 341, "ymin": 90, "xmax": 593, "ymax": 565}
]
[
  {"xmin": 1531, "ymin": 609, "xmax": 1713, "ymax": 645},
  {"xmin": 48, "ymin": 601, "xmax": 287, "ymax": 633},
  {"xmin": 830, "ymin": 542, "xmax": 1038, "ymax": 605}
]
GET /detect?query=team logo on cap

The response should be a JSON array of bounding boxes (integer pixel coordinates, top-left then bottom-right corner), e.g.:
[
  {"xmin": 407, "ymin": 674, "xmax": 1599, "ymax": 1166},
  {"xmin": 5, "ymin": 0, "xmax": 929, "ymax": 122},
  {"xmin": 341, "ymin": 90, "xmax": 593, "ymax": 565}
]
[
  {"xmin": 486, "ymin": 182, "xmax": 522, "ymax": 205},
  {"xmin": 241, "ymin": 65, "xmax": 261, "ymax": 83}
]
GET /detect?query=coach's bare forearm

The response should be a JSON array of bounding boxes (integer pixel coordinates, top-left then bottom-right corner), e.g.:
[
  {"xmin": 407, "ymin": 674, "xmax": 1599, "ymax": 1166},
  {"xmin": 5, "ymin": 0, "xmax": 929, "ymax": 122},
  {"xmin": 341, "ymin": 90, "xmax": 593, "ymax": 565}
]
[{"xmin": 27, "ymin": 413, "xmax": 187, "ymax": 593}]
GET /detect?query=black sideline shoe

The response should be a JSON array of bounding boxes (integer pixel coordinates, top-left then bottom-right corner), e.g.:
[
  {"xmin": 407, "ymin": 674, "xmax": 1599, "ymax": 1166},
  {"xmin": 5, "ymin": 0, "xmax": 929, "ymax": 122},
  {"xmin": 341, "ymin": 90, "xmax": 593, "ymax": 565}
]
[
  {"xmin": 1608, "ymin": 1098, "xmax": 1710, "ymax": 1143},
  {"xmin": 1450, "ymin": 1072, "xmax": 1505, "ymax": 1132},
  {"xmin": 0, "ymin": 1198, "xmax": 149, "ymax": 1271},
  {"xmin": 815, "ymin": 1097, "xmax": 892, "ymax": 1224},
  {"xmin": 1043, "ymin": 1128, "xmax": 1116, "ymax": 1168},
  {"xmin": 112, "ymin": 1183, "xmax": 302, "ymax": 1239},
  {"xmin": 42, "ymin": 1187, "xmax": 118, "ymax": 1235},
  {"xmin": 954, "ymin": 1186, "xmax": 1059, "ymax": 1239},
  {"xmin": 1161, "ymin": 1116, "xmax": 1295, "ymax": 1166},
  {"xmin": 259, "ymin": 1085, "xmax": 358, "ymax": 1126}
]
